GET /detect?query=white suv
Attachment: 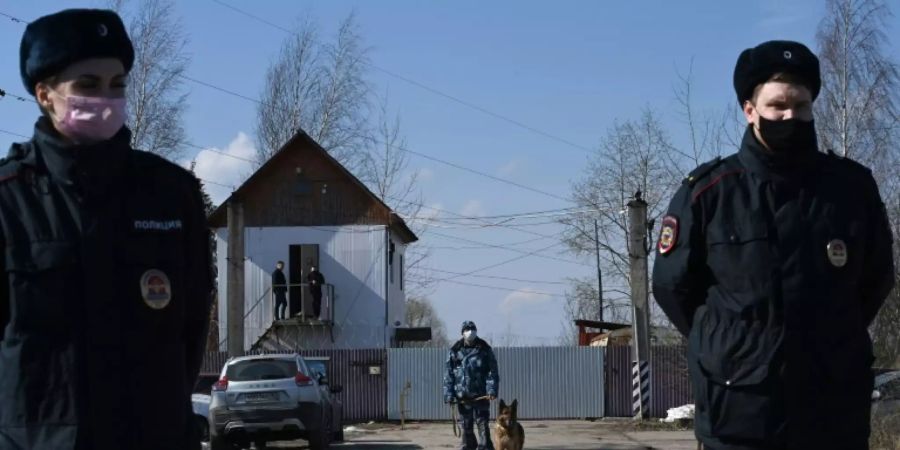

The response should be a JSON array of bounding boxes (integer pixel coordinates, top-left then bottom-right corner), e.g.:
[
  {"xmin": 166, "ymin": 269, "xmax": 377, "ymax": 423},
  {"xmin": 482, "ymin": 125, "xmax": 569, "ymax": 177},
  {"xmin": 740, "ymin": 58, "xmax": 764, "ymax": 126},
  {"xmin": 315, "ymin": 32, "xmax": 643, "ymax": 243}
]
[{"xmin": 208, "ymin": 354, "xmax": 342, "ymax": 449}]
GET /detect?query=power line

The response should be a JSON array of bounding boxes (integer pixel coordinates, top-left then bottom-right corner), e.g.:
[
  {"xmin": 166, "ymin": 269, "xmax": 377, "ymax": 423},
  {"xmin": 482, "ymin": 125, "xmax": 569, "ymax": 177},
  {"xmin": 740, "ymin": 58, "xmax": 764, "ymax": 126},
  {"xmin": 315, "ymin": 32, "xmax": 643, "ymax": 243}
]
[
  {"xmin": 372, "ymin": 138, "xmax": 571, "ymax": 202},
  {"xmin": 0, "ymin": 11, "xmax": 28, "ymax": 24},
  {"xmin": 438, "ymin": 278, "xmax": 566, "ymax": 299},
  {"xmin": 150, "ymin": 76, "xmax": 572, "ymax": 202},
  {"xmin": 418, "ymin": 205, "xmax": 590, "ymax": 222},
  {"xmin": 419, "ymin": 235, "xmax": 556, "ymax": 251},
  {"xmin": 428, "ymin": 267, "xmax": 569, "ymax": 285},
  {"xmin": 427, "ymin": 244, "xmax": 557, "ymax": 251},
  {"xmin": 1, "ymin": 85, "xmax": 260, "ymax": 166},
  {"xmin": 198, "ymin": 178, "xmax": 235, "ymax": 189},
  {"xmin": 389, "ymin": 197, "xmax": 562, "ymax": 242},
  {"xmin": 0, "ymin": 128, "xmax": 29, "ymax": 139},
  {"xmin": 178, "ymin": 73, "xmax": 266, "ymax": 106},
  {"xmin": 0, "ymin": 11, "xmax": 575, "ymax": 204},
  {"xmin": 211, "ymin": 0, "xmax": 595, "ymax": 155},
  {"xmin": 435, "ymin": 240, "xmax": 587, "ymax": 290},
  {"xmin": 0, "ymin": 89, "xmax": 33, "ymax": 103},
  {"xmin": 428, "ymin": 230, "xmax": 585, "ymax": 267},
  {"xmin": 4, "ymin": 94, "xmax": 569, "ymax": 219},
  {"xmin": 437, "ymin": 274, "xmax": 626, "ymax": 299},
  {"xmin": 418, "ymin": 218, "xmax": 577, "ymax": 229},
  {"xmin": 0, "ymin": 125, "xmax": 580, "ymax": 251},
  {"xmin": 0, "ymin": 125, "xmax": 235, "ymax": 191}
]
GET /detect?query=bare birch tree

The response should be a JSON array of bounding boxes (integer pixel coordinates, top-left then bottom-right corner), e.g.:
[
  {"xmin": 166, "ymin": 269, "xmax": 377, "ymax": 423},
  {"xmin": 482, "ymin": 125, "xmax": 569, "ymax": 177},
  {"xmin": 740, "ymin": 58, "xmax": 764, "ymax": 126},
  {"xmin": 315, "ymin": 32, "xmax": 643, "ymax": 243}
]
[
  {"xmin": 109, "ymin": 0, "xmax": 189, "ymax": 160},
  {"xmin": 558, "ymin": 109, "xmax": 680, "ymax": 342},
  {"xmin": 360, "ymin": 96, "xmax": 434, "ymax": 296},
  {"xmin": 256, "ymin": 13, "xmax": 371, "ymax": 171},
  {"xmin": 816, "ymin": 0, "xmax": 900, "ymax": 366}
]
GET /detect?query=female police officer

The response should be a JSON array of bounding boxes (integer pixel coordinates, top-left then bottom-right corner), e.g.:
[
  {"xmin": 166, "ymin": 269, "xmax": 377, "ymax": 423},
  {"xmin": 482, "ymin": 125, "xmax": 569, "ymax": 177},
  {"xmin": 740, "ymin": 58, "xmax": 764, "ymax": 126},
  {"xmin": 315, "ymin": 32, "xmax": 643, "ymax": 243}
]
[{"xmin": 0, "ymin": 9, "xmax": 213, "ymax": 450}]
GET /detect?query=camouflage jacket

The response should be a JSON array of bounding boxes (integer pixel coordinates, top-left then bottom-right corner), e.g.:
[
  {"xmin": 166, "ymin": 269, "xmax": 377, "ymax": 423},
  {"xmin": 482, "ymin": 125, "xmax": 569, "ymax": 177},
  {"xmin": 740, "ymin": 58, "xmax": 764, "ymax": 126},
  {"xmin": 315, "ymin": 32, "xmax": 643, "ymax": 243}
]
[{"xmin": 442, "ymin": 338, "xmax": 499, "ymax": 401}]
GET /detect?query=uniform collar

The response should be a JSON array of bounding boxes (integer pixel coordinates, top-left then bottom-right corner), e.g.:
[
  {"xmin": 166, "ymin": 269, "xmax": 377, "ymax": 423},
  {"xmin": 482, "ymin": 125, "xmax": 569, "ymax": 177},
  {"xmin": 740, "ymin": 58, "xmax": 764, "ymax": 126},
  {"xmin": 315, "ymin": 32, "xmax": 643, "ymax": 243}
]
[
  {"xmin": 28, "ymin": 117, "xmax": 132, "ymax": 193},
  {"xmin": 737, "ymin": 125, "xmax": 824, "ymax": 181}
]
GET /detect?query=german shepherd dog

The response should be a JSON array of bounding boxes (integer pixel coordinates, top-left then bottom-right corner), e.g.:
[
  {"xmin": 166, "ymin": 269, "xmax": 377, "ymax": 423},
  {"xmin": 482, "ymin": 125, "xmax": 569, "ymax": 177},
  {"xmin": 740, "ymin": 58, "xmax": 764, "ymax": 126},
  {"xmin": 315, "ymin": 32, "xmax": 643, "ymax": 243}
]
[{"xmin": 494, "ymin": 399, "xmax": 524, "ymax": 450}]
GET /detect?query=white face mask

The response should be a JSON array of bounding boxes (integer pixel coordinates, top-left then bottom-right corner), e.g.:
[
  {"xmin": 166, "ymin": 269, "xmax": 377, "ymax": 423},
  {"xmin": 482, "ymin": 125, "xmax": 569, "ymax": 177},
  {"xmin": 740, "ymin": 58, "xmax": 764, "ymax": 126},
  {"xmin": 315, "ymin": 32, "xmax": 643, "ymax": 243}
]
[{"xmin": 463, "ymin": 330, "xmax": 476, "ymax": 342}]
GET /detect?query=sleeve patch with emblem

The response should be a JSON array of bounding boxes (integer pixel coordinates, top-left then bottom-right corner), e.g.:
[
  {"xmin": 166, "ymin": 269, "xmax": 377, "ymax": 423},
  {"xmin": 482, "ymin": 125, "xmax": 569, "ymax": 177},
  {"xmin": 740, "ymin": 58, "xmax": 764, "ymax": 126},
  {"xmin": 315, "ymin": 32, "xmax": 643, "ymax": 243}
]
[{"xmin": 658, "ymin": 215, "xmax": 679, "ymax": 255}]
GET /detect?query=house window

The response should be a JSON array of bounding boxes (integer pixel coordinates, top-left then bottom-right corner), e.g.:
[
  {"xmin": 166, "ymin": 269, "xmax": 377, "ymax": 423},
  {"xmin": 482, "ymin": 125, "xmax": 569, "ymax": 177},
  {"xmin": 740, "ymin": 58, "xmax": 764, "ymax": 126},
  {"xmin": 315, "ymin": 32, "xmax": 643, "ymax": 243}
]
[{"xmin": 400, "ymin": 254, "xmax": 404, "ymax": 291}]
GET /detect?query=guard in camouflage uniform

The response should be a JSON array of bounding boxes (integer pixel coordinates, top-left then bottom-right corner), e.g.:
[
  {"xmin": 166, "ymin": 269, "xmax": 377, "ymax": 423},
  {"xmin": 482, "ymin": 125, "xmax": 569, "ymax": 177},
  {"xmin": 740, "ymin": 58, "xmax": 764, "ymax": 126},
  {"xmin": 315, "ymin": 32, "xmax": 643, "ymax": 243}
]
[{"xmin": 443, "ymin": 321, "xmax": 500, "ymax": 450}]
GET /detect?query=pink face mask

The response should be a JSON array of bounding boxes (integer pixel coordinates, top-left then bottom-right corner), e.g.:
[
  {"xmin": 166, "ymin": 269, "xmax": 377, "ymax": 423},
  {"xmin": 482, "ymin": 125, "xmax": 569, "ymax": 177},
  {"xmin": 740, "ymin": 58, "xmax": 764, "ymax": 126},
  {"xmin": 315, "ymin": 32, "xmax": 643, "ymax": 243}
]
[{"xmin": 52, "ymin": 93, "xmax": 127, "ymax": 144}]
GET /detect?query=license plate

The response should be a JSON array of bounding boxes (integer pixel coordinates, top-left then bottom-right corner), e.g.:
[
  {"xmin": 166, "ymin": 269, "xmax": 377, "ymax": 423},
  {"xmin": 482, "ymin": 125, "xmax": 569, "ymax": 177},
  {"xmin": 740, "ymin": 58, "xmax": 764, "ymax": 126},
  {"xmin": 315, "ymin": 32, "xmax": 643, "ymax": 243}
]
[{"xmin": 243, "ymin": 392, "xmax": 277, "ymax": 402}]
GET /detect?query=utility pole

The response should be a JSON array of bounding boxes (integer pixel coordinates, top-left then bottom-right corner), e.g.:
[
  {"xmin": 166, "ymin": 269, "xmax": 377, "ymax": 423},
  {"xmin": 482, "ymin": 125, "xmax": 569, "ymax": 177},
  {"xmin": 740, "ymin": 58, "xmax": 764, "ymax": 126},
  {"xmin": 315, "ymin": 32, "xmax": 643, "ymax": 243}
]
[
  {"xmin": 628, "ymin": 191, "xmax": 651, "ymax": 420},
  {"xmin": 594, "ymin": 218, "xmax": 603, "ymax": 322}
]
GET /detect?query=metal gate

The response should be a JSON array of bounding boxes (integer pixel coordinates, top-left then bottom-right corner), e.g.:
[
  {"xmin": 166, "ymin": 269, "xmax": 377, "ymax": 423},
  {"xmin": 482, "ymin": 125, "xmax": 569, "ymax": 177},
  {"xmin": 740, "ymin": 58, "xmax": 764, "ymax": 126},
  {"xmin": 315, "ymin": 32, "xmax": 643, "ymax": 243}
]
[
  {"xmin": 605, "ymin": 345, "xmax": 693, "ymax": 417},
  {"xmin": 387, "ymin": 347, "xmax": 604, "ymax": 420}
]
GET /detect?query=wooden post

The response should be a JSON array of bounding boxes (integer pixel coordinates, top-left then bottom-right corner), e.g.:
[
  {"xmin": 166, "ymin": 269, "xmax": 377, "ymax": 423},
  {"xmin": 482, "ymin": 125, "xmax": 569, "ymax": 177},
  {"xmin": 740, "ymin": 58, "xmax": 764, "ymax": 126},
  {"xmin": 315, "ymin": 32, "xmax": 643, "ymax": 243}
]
[{"xmin": 227, "ymin": 200, "xmax": 245, "ymax": 358}]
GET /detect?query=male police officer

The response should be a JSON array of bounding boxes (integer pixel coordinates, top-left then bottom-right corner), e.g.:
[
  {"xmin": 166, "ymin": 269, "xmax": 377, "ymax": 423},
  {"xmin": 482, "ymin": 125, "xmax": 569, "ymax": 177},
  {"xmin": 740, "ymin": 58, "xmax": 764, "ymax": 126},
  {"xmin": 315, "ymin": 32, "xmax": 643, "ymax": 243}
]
[
  {"xmin": 443, "ymin": 321, "xmax": 499, "ymax": 450},
  {"xmin": 0, "ymin": 9, "xmax": 214, "ymax": 450},
  {"xmin": 273, "ymin": 261, "xmax": 288, "ymax": 320},
  {"xmin": 306, "ymin": 265, "xmax": 325, "ymax": 319},
  {"xmin": 653, "ymin": 40, "xmax": 895, "ymax": 450}
]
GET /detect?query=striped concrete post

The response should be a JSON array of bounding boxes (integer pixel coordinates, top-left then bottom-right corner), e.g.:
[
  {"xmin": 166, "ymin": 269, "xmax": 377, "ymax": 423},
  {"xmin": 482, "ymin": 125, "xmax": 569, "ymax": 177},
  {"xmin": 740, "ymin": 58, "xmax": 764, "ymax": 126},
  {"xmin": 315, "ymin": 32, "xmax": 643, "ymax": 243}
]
[{"xmin": 632, "ymin": 359, "xmax": 650, "ymax": 419}]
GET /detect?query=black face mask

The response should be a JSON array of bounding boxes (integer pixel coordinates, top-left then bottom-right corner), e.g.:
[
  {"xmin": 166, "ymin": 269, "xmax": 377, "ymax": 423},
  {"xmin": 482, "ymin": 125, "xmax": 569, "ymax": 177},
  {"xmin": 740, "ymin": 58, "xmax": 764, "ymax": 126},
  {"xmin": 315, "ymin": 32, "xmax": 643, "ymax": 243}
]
[{"xmin": 756, "ymin": 116, "xmax": 818, "ymax": 155}]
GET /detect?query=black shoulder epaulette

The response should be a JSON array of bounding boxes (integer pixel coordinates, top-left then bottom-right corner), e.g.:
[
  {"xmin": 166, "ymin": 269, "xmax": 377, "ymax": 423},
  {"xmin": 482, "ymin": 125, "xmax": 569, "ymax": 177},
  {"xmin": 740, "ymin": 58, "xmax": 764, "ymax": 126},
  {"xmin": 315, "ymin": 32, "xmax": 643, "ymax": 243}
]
[{"xmin": 684, "ymin": 156, "xmax": 724, "ymax": 186}]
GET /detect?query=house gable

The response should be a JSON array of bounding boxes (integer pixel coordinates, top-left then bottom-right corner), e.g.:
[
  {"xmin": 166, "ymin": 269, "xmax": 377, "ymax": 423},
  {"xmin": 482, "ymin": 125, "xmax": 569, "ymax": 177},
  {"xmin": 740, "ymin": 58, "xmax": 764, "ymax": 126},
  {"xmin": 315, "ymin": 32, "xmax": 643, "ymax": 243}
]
[{"xmin": 208, "ymin": 131, "xmax": 417, "ymax": 243}]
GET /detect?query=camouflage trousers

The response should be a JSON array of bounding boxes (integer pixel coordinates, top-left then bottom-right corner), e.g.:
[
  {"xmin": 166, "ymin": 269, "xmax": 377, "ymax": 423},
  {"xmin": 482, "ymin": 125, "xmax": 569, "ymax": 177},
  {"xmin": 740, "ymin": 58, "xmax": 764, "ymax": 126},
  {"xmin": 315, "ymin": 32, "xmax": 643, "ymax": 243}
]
[{"xmin": 457, "ymin": 401, "xmax": 494, "ymax": 450}]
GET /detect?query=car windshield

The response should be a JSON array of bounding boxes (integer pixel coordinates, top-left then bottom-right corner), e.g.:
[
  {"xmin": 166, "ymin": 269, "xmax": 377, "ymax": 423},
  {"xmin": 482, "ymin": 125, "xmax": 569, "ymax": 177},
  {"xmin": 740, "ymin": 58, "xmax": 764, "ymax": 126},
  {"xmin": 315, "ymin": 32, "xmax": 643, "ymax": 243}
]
[
  {"xmin": 306, "ymin": 360, "xmax": 328, "ymax": 379},
  {"xmin": 226, "ymin": 359, "xmax": 297, "ymax": 381}
]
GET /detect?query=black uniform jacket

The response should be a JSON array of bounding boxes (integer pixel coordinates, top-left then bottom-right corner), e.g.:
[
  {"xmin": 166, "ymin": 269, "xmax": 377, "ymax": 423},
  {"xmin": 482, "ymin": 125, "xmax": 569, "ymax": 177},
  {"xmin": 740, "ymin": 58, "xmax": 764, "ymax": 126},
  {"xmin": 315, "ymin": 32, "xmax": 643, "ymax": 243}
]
[
  {"xmin": 0, "ymin": 119, "xmax": 214, "ymax": 450},
  {"xmin": 653, "ymin": 127, "xmax": 895, "ymax": 450},
  {"xmin": 272, "ymin": 269, "xmax": 287, "ymax": 295}
]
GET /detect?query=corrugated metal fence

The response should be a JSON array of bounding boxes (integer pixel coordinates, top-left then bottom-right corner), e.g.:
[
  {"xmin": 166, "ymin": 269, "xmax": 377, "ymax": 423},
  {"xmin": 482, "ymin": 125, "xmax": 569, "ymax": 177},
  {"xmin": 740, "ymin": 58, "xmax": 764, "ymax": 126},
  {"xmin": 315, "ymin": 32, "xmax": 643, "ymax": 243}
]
[
  {"xmin": 605, "ymin": 345, "xmax": 693, "ymax": 417},
  {"xmin": 386, "ymin": 347, "xmax": 605, "ymax": 420},
  {"xmin": 201, "ymin": 349, "xmax": 386, "ymax": 423},
  {"xmin": 201, "ymin": 346, "xmax": 691, "ymax": 422}
]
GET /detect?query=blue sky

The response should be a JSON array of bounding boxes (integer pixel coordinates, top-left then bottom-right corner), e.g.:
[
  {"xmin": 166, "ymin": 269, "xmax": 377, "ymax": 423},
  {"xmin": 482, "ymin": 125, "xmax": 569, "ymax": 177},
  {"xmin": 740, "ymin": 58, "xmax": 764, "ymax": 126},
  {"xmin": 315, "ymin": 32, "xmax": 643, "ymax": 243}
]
[{"xmin": 2, "ymin": 1, "xmax": 898, "ymax": 345}]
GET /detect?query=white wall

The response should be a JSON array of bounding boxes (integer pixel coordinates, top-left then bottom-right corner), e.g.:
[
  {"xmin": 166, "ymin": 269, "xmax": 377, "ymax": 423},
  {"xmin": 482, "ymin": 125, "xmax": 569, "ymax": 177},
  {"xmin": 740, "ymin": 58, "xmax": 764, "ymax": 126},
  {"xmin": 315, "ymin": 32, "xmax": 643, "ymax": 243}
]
[{"xmin": 216, "ymin": 225, "xmax": 390, "ymax": 350}]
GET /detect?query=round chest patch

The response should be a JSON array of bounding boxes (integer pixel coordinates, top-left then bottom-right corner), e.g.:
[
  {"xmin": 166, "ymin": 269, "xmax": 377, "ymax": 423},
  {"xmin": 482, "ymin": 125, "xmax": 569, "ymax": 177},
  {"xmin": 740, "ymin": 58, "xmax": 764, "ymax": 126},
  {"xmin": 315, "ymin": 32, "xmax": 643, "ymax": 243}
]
[
  {"xmin": 827, "ymin": 239, "xmax": 848, "ymax": 268},
  {"xmin": 141, "ymin": 269, "xmax": 172, "ymax": 309}
]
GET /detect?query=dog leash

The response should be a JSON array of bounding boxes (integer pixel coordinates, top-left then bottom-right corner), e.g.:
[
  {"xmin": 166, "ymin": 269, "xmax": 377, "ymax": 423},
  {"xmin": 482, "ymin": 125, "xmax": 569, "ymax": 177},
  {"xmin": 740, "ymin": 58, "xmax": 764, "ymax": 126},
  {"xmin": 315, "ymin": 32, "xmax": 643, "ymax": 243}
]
[{"xmin": 450, "ymin": 396, "xmax": 493, "ymax": 438}]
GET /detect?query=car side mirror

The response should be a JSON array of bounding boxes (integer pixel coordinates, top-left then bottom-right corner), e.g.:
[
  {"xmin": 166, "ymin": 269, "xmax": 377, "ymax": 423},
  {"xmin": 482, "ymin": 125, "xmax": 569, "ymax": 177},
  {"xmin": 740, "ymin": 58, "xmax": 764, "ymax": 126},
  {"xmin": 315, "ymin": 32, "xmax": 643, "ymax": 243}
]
[{"xmin": 330, "ymin": 384, "xmax": 343, "ymax": 394}]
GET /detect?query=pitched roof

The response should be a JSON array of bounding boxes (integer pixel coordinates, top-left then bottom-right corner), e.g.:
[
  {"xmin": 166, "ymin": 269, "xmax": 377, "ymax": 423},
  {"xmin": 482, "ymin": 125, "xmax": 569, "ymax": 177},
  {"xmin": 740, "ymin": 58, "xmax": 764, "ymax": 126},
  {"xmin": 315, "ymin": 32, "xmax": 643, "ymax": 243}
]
[{"xmin": 207, "ymin": 130, "xmax": 417, "ymax": 243}]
